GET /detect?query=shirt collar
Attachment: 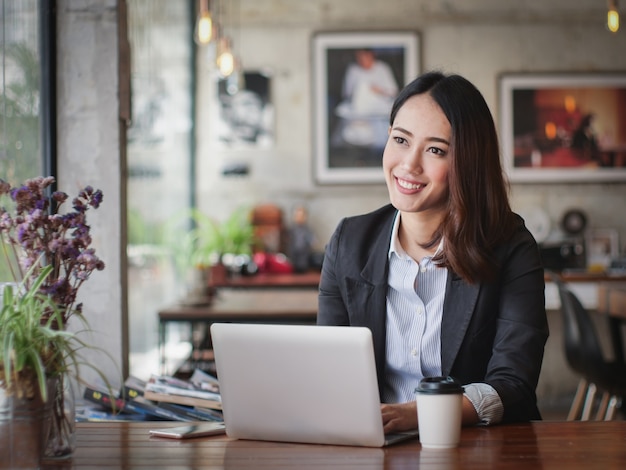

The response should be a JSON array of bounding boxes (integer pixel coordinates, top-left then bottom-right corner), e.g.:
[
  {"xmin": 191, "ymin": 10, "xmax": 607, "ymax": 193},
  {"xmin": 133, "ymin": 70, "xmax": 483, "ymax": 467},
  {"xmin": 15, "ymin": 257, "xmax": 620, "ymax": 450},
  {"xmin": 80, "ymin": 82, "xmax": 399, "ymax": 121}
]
[
  {"xmin": 388, "ymin": 211, "xmax": 406, "ymax": 259},
  {"xmin": 388, "ymin": 211, "xmax": 444, "ymax": 260}
]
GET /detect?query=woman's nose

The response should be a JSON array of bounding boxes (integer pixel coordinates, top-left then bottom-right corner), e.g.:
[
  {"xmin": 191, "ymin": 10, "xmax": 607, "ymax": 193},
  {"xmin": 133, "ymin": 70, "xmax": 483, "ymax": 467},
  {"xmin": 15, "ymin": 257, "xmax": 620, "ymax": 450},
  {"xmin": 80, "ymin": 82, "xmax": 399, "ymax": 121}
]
[{"xmin": 401, "ymin": 149, "xmax": 423, "ymax": 173}]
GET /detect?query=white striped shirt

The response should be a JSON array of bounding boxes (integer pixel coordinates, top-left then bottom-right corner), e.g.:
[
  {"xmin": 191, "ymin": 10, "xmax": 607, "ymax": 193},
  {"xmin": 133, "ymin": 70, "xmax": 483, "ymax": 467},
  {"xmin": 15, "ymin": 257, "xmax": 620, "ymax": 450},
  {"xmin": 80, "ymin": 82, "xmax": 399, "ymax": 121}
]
[
  {"xmin": 382, "ymin": 211, "xmax": 503, "ymax": 425},
  {"xmin": 382, "ymin": 213, "xmax": 447, "ymax": 403}
]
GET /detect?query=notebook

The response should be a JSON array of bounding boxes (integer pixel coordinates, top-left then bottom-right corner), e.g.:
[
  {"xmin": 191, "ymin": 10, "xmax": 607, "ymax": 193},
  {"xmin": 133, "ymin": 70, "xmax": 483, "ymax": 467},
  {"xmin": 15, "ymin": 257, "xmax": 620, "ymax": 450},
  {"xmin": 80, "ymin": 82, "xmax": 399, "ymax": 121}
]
[{"xmin": 210, "ymin": 322, "xmax": 419, "ymax": 447}]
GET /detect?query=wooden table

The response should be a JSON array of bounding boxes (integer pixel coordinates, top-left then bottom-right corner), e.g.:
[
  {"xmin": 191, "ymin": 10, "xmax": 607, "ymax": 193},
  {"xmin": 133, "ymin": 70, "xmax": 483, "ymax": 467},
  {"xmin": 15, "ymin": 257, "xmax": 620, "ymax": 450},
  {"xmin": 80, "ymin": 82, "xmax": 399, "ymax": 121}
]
[
  {"xmin": 158, "ymin": 289, "xmax": 319, "ymax": 374},
  {"xmin": 597, "ymin": 282, "xmax": 626, "ymax": 364},
  {"xmin": 42, "ymin": 420, "xmax": 626, "ymax": 469}
]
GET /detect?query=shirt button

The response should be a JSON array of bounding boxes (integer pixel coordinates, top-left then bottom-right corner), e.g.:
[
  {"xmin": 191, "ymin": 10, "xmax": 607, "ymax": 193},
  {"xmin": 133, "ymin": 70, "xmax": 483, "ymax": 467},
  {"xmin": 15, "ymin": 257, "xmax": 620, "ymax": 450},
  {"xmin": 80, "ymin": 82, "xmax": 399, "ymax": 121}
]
[
  {"xmin": 421, "ymin": 266, "xmax": 427, "ymax": 273},
  {"xmin": 411, "ymin": 349, "xmax": 418, "ymax": 357},
  {"xmin": 417, "ymin": 307, "xmax": 423, "ymax": 315}
]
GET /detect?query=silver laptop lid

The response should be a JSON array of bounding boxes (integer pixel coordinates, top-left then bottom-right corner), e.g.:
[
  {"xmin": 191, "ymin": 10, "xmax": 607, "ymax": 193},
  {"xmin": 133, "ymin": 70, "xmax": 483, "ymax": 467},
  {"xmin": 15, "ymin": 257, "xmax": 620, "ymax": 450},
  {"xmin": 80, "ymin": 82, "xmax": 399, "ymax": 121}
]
[{"xmin": 210, "ymin": 323, "xmax": 386, "ymax": 447}]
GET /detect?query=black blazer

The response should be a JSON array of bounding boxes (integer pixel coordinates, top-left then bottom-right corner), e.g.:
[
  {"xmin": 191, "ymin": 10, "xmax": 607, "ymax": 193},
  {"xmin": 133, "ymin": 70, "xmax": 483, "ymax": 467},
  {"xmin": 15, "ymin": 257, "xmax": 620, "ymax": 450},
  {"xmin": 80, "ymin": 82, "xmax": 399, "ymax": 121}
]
[{"xmin": 317, "ymin": 204, "xmax": 549, "ymax": 423}]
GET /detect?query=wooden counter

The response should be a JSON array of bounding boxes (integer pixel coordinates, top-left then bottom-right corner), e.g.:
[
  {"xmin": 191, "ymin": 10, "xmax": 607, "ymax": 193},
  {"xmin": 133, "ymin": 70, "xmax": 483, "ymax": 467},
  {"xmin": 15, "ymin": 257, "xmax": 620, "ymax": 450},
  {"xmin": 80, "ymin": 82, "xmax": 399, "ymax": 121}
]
[
  {"xmin": 158, "ymin": 289, "xmax": 319, "ymax": 374},
  {"xmin": 40, "ymin": 420, "xmax": 626, "ymax": 469},
  {"xmin": 545, "ymin": 271, "xmax": 626, "ymax": 310},
  {"xmin": 212, "ymin": 270, "xmax": 321, "ymax": 289}
]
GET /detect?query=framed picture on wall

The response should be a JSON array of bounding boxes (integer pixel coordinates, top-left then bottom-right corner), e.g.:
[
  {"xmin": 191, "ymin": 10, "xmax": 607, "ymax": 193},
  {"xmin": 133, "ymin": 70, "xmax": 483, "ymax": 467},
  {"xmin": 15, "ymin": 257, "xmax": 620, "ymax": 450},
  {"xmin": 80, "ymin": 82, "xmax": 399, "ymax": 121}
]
[
  {"xmin": 211, "ymin": 70, "xmax": 274, "ymax": 149},
  {"xmin": 585, "ymin": 228, "xmax": 619, "ymax": 270},
  {"xmin": 312, "ymin": 31, "xmax": 420, "ymax": 184},
  {"xmin": 499, "ymin": 73, "xmax": 626, "ymax": 182}
]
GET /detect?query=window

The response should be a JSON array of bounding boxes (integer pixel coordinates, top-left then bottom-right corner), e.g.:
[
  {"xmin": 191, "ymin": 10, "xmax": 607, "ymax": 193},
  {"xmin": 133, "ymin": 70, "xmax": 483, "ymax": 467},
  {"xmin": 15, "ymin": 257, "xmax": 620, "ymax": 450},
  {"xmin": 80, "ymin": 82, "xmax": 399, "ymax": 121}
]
[
  {"xmin": 0, "ymin": 0, "xmax": 45, "ymax": 281},
  {"xmin": 0, "ymin": 0, "xmax": 45, "ymax": 183},
  {"xmin": 126, "ymin": 0, "xmax": 194, "ymax": 377}
]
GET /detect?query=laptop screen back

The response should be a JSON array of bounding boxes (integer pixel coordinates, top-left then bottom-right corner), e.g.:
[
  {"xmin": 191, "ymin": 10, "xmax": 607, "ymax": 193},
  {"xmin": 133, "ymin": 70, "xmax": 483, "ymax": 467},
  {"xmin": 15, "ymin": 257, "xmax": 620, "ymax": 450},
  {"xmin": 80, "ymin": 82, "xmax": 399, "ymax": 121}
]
[{"xmin": 210, "ymin": 323, "xmax": 388, "ymax": 447}]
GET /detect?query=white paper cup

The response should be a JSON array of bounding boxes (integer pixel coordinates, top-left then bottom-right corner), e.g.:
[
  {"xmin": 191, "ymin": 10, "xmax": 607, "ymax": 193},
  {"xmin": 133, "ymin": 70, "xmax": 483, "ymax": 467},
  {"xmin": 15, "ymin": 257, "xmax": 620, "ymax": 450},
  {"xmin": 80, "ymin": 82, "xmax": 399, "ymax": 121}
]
[{"xmin": 415, "ymin": 376, "xmax": 464, "ymax": 449}]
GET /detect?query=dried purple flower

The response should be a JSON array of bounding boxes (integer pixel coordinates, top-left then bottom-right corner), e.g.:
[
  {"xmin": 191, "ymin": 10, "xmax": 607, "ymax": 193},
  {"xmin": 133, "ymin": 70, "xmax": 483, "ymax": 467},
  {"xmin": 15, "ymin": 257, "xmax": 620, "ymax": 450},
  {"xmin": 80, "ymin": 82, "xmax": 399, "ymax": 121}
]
[
  {"xmin": 0, "ymin": 176, "xmax": 106, "ymax": 325},
  {"xmin": 52, "ymin": 191, "xmax": 69, "ymax": 204}
]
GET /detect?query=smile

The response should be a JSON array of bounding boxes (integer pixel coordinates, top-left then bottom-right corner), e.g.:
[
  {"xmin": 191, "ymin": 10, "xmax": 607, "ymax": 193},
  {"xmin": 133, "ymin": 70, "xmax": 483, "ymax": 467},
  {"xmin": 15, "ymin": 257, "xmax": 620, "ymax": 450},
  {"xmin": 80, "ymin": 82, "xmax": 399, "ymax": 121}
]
[{"xmin": 397, "ymin": 178, "xmax": 425, "ymax": 190}]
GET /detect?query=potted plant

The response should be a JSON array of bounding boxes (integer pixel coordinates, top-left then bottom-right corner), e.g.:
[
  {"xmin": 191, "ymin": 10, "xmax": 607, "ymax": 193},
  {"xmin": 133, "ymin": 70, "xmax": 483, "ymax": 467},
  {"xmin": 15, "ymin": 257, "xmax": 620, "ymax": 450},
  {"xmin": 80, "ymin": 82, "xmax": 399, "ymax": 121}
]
[
  {"xmin": 192, "ymin": 206, "xmax": 258, "ymax": 283},
  {"xmin": 166, "ymin": 207, "xmax": 257, "ymax": 302},
  {"xmin": 0, "ymin": 176, "xmax": 113, "ymax": 462},
  {"xmin": 1, "ymin": 266, "xmax": 86, "ymax": 467}
]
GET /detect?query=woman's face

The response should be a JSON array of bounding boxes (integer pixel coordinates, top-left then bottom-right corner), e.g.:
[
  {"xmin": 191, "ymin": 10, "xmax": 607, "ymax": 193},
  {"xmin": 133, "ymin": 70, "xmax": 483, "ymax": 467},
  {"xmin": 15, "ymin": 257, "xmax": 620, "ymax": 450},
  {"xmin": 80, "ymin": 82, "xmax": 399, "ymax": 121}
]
[{"xmin": 383, "ymin": 93, "xmax": 451, "ymax": 216}]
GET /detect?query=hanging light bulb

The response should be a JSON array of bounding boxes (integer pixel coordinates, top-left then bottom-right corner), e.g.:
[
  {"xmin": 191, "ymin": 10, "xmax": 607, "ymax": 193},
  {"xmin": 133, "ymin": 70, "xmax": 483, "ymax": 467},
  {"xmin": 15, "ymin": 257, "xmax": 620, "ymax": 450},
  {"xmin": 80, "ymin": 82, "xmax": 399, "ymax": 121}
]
[
  {"xmin": 608, "ymin": 0, "xmax": 620, "ymax": 33},
  {"xmin": 217, "ymin": 37, "xmax": 235, "ymax": 77},
  {"xmin": 225, "ymin": 58, "xmax": 245, "ymax": 95},
  {"xmin": 218, "ymin": 50, "xmax": 235, "ymax": 77},
  {"xmin": 194, "ymin": 0, "xmax": 213, "ymax": 45}
]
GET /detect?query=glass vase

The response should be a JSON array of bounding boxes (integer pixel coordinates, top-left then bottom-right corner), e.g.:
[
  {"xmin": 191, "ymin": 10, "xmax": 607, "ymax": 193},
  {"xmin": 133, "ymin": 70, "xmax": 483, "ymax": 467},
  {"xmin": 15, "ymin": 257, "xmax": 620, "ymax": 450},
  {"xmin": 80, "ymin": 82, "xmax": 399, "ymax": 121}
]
[
  {"xmin": 43, "ymin": 375, "xmax": 76, "ymax": 460},
  {"xmin": 0, "ymin": 383, "xmax": 53, "ymax": 469}
]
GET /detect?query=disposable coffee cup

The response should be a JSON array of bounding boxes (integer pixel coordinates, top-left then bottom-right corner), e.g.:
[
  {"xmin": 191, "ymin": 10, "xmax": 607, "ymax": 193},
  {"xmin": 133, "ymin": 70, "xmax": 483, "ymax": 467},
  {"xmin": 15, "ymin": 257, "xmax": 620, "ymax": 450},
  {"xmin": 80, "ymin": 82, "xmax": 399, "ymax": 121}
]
[{"xmin": 415, "ymin": 376, "xmax": 464, "ymax": 449}]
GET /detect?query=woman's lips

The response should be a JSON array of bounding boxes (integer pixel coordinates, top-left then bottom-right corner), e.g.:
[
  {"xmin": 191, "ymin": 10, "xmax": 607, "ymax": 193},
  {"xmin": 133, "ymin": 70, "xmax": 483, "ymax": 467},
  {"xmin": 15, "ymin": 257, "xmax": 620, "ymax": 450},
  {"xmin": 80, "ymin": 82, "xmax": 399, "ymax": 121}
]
[{"xmin": 396, "ymin": 177, "xmax": 425, "ymax": 192}]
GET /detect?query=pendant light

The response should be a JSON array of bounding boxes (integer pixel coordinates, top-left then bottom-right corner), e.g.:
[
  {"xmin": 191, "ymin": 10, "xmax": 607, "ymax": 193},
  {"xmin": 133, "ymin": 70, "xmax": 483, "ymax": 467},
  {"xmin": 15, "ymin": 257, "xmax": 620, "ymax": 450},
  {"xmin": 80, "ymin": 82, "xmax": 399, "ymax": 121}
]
[
  {"xmin": 608, "ymin": 0, "xmax": 620, "ymax": 33},
  {"xmin": 194, "ymin": 0, "xmax": 213, "ymax": 45},
  {"xmin": 217, "ymin": 37, "xmax": 235, "ymax": 77}
]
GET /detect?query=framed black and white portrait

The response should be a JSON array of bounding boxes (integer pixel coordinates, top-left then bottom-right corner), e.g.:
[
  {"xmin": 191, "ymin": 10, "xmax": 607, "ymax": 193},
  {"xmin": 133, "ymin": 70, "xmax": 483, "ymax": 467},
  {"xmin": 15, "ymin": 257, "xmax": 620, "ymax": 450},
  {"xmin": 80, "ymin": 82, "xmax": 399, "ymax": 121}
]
[{"xmin": 213, "ymin": 70, "xmax": 274, "ymax": 149}]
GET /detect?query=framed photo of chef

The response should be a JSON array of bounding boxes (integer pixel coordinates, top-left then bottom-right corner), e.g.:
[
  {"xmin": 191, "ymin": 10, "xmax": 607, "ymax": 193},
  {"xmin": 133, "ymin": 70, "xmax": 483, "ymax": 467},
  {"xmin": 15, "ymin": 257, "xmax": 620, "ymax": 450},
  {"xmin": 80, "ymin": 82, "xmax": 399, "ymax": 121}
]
[{"xmin": 312, "ymin": 31, "xmax": 420, "ymax": 184}]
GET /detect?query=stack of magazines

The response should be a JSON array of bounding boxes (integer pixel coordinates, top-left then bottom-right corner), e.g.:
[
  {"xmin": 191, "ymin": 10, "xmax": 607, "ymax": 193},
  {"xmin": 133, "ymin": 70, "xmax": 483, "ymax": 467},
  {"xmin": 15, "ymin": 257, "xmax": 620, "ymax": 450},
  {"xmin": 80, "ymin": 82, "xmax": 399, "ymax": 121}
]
[{"xmin": 80, "ymin": 369, "xmax": 223, "ymax": 422}]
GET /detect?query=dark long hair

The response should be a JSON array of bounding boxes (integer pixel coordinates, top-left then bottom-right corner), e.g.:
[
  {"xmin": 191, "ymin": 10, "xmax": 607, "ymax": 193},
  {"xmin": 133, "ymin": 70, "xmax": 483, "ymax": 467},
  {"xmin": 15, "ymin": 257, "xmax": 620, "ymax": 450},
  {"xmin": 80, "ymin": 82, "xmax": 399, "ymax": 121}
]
[{"xmin": 389, "ymin": 71, "xmax": 516, "ymax": 283}]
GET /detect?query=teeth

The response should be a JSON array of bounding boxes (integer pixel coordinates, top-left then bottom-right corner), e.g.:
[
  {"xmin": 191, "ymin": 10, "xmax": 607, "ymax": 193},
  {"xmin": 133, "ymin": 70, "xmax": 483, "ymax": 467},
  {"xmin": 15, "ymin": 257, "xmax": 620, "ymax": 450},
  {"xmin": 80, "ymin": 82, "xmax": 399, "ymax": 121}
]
[{"xmin": 398, "ymin": 179, "xmax": 423, "ymax": 190}]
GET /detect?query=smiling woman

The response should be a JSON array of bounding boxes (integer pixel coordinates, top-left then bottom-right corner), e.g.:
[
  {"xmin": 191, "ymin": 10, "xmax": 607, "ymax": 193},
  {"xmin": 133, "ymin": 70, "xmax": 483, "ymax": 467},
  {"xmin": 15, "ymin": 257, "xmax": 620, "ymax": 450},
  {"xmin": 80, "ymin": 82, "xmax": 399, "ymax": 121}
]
[{"xmin": 318, "ymin": 71, "xmax": 548, "ymax": 435}]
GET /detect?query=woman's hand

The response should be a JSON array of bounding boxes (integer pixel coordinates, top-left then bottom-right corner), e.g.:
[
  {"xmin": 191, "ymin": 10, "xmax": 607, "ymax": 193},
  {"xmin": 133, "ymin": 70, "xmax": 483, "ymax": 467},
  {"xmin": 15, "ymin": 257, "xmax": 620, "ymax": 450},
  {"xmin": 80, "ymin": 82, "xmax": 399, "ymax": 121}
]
[
  {"xmin": 381, "ymin": 397, "xmax": 480, "ymax": 434},
  {"xmin": 381, "ymin": 401, "xmax": 418, "ymax": 433}
]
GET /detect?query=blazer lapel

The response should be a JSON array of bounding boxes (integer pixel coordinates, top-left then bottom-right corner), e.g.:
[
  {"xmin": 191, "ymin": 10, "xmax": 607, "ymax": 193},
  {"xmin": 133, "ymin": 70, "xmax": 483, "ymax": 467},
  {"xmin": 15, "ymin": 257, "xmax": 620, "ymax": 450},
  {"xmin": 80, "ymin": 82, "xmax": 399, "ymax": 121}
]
[
  {"xmin": 343, "ymin": 212, "xmax": 394, "ymax": 385},
  {"xmin": 345, "ymin": 217, "xmax": 391, "ymax": 326},
  {"xmin": 440, "ymin": 272, "xmax": 480, "ymax": 376}
]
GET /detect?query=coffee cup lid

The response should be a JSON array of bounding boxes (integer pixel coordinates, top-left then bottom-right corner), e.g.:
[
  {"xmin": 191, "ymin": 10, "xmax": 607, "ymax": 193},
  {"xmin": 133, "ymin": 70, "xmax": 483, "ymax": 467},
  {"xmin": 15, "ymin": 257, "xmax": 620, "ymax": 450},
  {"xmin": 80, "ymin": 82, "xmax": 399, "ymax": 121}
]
[{"xmin": 415, "ymin": 376, "xmax": 464, "ymax": 395}]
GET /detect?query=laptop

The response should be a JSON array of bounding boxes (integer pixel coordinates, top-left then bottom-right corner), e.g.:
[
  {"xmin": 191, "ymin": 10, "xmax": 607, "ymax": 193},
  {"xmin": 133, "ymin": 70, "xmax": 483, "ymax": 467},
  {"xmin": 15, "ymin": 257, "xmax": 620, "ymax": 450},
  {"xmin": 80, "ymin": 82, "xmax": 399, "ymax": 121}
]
[{"xmin": 210, "ymin": 322, "xmax": 419, "ymax": 447}]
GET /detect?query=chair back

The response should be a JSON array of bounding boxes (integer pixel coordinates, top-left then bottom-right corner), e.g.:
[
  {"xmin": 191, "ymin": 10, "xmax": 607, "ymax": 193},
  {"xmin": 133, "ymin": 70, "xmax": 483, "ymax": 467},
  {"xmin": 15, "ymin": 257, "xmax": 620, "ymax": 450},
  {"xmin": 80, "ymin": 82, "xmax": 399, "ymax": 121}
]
[{"xmin": 549, "ymin": 272, "xmax": 606, "ymax": 376}]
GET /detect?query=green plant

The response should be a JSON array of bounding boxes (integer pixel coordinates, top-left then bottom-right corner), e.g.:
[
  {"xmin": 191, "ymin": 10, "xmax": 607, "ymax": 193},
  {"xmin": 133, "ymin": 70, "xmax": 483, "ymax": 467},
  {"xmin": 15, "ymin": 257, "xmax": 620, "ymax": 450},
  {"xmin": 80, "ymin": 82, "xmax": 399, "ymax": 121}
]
[
  {"xmin": 0, "ymin": 177, "xmax": 117, "ymax": 458},
  {"xmin": 1, "ymin": 263, "xmax": 118, "ymax": 460},
  {"xmin": 0, "ymin": 265, "xmax": 112, "ymax": 402},
  {"xmin": 166, "ymin": 207, "xmax": 257, "ymax": 273},
  {"xmin": 219, "ymin": 207, "xmax": 257, "ymax": 257}
]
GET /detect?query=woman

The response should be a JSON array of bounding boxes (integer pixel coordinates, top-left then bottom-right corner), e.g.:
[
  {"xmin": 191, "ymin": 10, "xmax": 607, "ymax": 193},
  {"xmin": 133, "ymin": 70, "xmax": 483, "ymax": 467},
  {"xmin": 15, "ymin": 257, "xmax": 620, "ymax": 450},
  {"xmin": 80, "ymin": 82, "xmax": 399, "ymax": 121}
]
[{"xmin": 317, "ymin": 71, "xmax": 548, "ymax": 434}]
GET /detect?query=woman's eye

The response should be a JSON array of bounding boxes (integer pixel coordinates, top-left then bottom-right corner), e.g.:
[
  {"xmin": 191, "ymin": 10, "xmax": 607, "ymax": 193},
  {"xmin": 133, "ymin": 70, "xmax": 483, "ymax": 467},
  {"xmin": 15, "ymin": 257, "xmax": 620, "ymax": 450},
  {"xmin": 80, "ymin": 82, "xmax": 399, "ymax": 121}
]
[
  {"xmin": 428, "ymin": 147, "xmax": 446, "ymax": 156},
  {"xmin": 393, "ymin": 136, "xmax": 407, "ymax": 145}
]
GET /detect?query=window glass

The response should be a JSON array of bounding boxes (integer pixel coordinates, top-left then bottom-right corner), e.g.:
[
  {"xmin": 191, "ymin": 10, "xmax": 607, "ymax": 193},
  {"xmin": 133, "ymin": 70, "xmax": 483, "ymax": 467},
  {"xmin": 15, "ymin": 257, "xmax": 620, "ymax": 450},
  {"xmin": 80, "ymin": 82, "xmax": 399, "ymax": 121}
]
[
  {"xmin": 0, "ymin": 0, "xmax": 43, "ymax": 281},
  {"xmin": 127, "ymin": 0, "xmax": 193, "ymax": 378}
]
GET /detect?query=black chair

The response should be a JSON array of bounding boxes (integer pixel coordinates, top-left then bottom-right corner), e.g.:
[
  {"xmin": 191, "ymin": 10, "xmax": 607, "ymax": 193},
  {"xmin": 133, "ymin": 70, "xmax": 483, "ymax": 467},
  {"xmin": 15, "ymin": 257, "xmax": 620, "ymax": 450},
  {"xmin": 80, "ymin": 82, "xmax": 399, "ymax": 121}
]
[{"xmin": 548, "ymin": 271, "xmax": 626, "ymax": 420}]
